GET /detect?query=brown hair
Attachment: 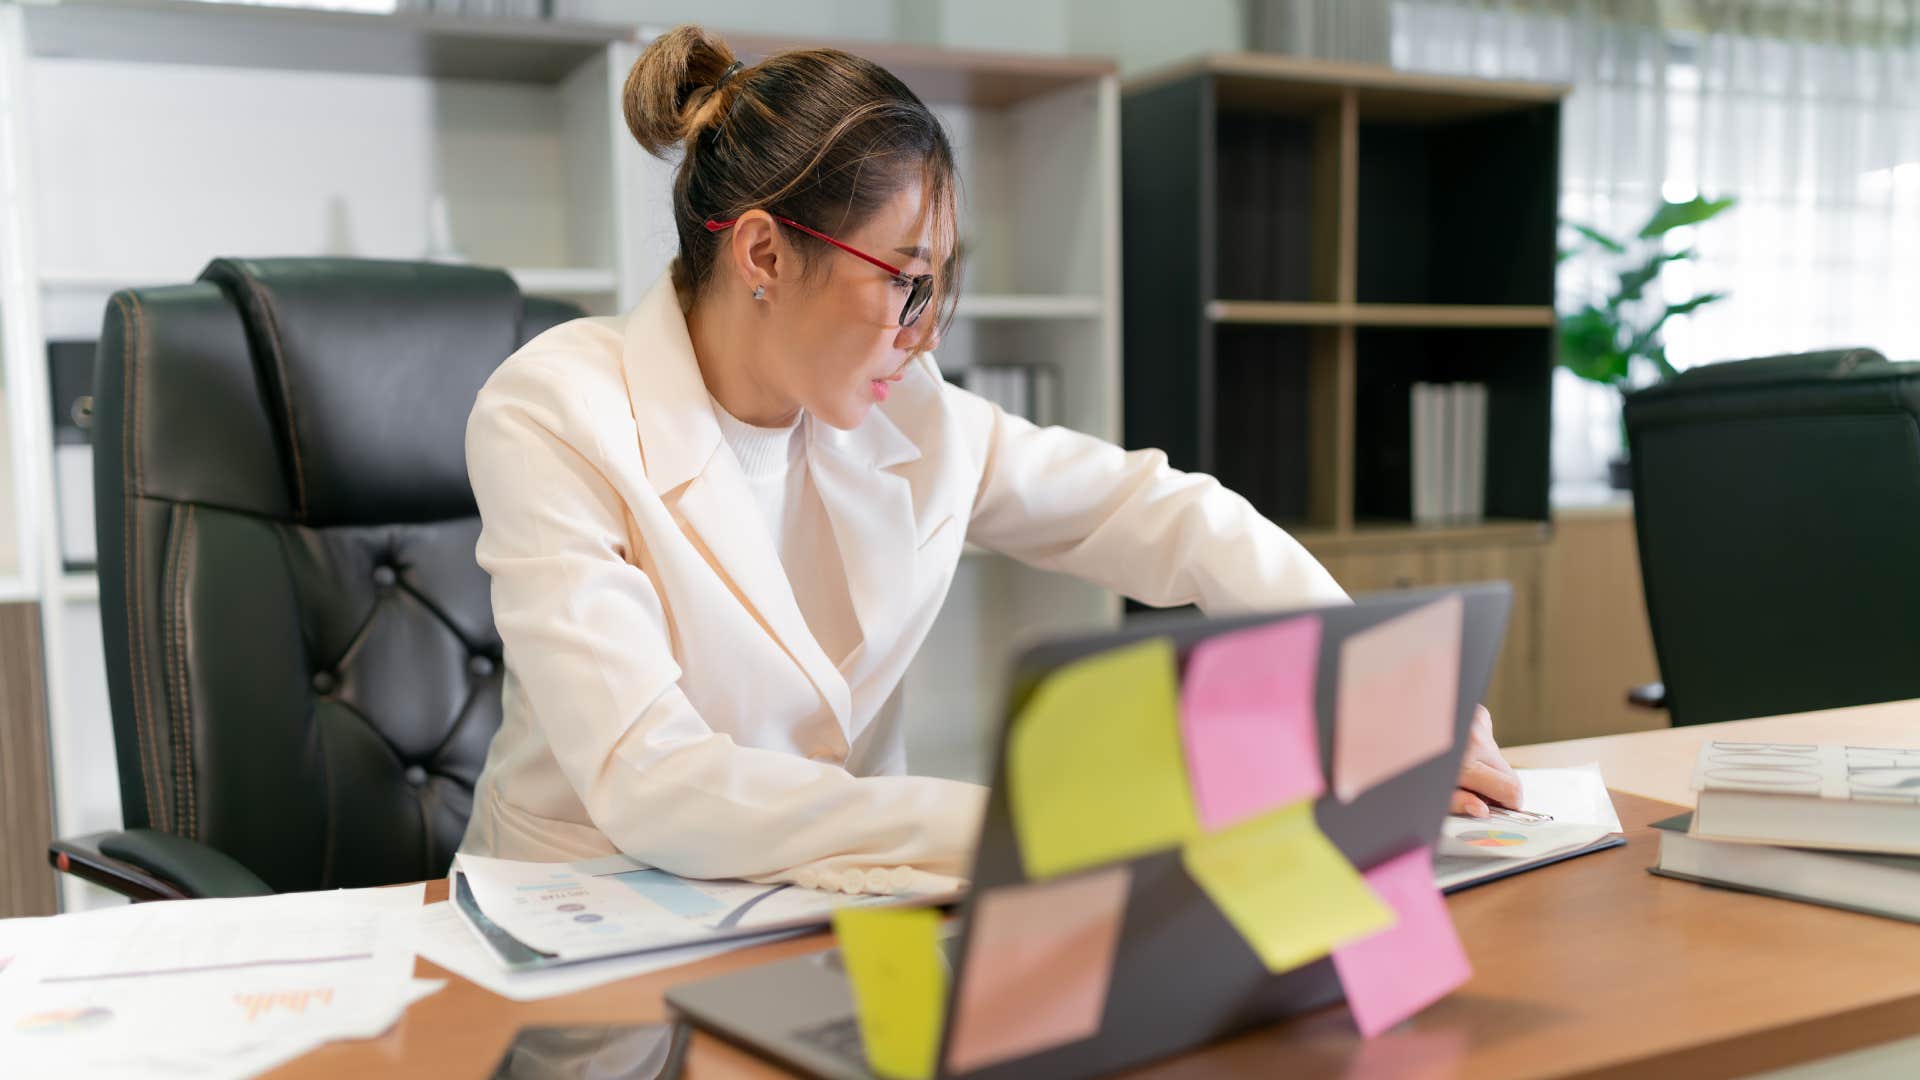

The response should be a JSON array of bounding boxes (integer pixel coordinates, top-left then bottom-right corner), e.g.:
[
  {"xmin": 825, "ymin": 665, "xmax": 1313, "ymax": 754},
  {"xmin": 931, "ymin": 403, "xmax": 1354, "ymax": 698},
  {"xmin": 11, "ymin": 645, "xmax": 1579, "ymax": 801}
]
[{"xmin": 623, "ymin": 26, "xmax": 961, "ymax": 339}]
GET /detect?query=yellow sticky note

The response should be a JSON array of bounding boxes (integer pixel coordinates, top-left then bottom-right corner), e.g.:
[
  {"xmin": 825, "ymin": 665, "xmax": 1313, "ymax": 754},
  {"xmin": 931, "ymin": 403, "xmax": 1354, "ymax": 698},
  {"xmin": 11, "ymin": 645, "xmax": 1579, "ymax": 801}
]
[
  {"xmin": 833, "ymin": 906, "xmax": 948, "ymax": 1080},
  {"xmin": 1182, "ymin": 801, "xmax": 1395, "ymax": 974},
  {"xmin": 1008, "ymin": 637, "xmax": 1199, "ymax": 879}
]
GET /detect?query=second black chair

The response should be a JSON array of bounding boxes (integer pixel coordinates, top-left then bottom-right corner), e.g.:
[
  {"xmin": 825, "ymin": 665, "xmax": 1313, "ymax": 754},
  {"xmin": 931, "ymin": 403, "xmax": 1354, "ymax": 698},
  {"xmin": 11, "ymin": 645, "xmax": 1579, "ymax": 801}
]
[{"xmin": 1625, "ymin": 346, "xmax": 1920, "ymax": 727}]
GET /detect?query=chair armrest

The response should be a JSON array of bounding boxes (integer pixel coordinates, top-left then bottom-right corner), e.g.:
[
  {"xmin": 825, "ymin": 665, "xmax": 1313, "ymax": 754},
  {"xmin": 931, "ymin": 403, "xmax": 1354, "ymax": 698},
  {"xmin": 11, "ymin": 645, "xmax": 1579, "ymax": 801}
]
[
  {"xmin": 49, "ymin": 829, "xmax": 272, "ymax": 901},
  {"xmin": 1627, "ymin": 681, "xmax": 1668, "ymax": 710}
]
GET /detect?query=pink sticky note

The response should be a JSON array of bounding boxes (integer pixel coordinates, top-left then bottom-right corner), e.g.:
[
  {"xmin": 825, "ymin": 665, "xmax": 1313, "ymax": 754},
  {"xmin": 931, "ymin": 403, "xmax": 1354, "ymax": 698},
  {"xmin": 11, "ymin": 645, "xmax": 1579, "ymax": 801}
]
[
  {"xmin": 1178, "ymin": 615, "xmax": 1326, "ymax": 829},
  {"xmin": 1332, "ymin": 594, "xmax": 1463, "ymax": 803},
  {"xmin": 1331, "ymin": 844, "xmax": 1472, "ymax": 1038},
  {"xmin": 944, "ymin": 865, "xmax": 1130, "ymax": 1074}
]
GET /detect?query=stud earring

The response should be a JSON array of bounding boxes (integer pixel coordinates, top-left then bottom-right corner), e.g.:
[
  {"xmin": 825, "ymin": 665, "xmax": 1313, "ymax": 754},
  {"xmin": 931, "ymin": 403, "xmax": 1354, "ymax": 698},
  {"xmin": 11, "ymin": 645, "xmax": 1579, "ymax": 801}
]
[{"xmin": 751, "ymin": 285, "xmax": 766, "ymax": 301}]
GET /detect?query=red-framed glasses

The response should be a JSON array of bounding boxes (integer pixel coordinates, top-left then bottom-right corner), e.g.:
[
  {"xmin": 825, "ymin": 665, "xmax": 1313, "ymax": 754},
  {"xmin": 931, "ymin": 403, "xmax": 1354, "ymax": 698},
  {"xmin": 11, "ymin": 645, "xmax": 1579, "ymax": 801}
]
[{"xmin": 704, "ymin": 214, "xmax": 935, "ymax": 328}]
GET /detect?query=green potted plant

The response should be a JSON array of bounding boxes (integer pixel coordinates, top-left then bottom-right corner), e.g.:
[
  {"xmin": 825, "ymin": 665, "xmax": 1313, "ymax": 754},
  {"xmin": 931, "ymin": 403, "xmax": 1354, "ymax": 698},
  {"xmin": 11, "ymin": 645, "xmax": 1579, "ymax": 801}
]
[{"xmin": 1558, "ymin": 195, "xmax": 1736, "ymax": 489}]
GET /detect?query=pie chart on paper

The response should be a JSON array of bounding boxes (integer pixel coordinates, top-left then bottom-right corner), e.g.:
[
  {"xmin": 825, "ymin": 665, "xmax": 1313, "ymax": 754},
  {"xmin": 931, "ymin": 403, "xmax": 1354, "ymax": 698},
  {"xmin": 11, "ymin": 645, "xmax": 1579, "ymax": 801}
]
[{"xmin": 1454, "ymin": 830, "xmax": 1529, "ymax": 848}]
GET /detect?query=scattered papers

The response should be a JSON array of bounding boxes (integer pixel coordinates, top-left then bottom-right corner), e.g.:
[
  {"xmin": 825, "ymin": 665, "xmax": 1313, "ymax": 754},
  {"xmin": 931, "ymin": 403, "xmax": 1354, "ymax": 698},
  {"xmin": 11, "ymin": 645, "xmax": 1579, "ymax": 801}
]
[
  {"xmin": 1517, "ymin": 763, "xmax": 1624, "ymax": 833},
  {"xmin": 1178, "ymin": 615, "xmax": 1326, "ymax": 829},
  {"xmin": 1182, "ymin": 801, "xmax": 1394, "ymax": 974},
  {"xmin": 0, "ymin": 885, "xmax": 432, "ymax": 1080},
  {"xmin": 1008, "ymin": 637, "xmax": 1199, "ymax": 879},
  {"xmin": 1434, "ymin": 816, "xmax": 1618, "ymax": 891},
  {"xmin": 411, "ymin": 901, "xmax": 800, "ymax": 1002},
  {"xmin": 454, "ymin": 852, "xmax": 938, "ymax": 967},
  {"xmin": 833, "ymin": 907, "xmax": 948, "ymax": 1080},
  {"xmin": 1433, "ymin": 765, "xmax": 1625, "ymax": 891},
  {"xmin": 1332, "ymin": 845, "xmax": 1472, "ymax": 1037}
]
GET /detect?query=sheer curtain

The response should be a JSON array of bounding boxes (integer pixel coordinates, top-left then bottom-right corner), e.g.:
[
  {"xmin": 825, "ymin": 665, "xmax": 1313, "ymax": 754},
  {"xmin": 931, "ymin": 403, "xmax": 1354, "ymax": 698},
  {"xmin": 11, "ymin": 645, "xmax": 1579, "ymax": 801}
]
[
  {"xmin": 1670, "ymin": 2, "xmax": 1920, "ymax": 371},
  {"xmin": 1388, "ymin": 0, "xmax": 1920, "ymax": 484}
]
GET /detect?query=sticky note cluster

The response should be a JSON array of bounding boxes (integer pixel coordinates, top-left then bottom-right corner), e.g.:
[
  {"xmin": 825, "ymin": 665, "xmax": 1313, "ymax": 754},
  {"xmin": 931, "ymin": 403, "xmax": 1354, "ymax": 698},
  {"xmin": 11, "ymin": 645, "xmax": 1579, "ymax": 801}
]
[{"xmin": 842, "ymin": 597, "xmax": 1476, "ymax": 1074}]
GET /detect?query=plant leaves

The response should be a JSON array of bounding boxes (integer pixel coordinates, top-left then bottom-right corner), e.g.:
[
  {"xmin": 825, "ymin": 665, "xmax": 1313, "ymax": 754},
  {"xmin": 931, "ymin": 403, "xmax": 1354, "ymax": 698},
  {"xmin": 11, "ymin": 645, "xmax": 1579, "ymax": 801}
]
[
  {"xmin": 1615, "ymin": 250, "xmax": 1694, "ymax": 303},
  {"xmin": 1623, "ymin": 292, "xmax": 1730, "ymax": 362},
  {"xmin": 1638, "ymin": 196, "xmax": 1736, "ymax": 238},
  {"xmin": 1663, "ymin": 291, "xmax": 1729, "ymax": 319},
  {"xmin": 1564, "ymin": 221, "xmax": 1627, "ymax": 254},
  {"xmin": 1559, "ymin": 305, "xmax": 1629, "ymax": 385}
]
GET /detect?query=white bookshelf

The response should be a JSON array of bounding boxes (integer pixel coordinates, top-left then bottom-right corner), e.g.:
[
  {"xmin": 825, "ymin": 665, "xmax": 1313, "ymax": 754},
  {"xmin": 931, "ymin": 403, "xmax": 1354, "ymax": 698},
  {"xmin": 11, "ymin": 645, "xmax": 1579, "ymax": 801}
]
[
  {"xmin": 955, "ymin": 293, "xmax": 1105, "ymax": 320},
  {"xmin": 1, "ymin": 1, "xmax": 638, "ymax": 914},
  {"xmin": 0, "ymin": 5, "xmax": 1123, "ymax": 910}
]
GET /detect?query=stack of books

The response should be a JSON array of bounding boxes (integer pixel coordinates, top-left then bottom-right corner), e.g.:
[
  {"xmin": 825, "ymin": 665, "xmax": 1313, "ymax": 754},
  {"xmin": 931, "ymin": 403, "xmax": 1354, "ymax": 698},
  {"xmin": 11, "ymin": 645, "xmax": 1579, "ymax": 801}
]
[
  {"xmin": 1651, "ymin": 742, "xmax": 1920, "ymax": 924},
  {"xmin": 1410, "ymin": 381, "xmax": 1487, "ymax": 526}
]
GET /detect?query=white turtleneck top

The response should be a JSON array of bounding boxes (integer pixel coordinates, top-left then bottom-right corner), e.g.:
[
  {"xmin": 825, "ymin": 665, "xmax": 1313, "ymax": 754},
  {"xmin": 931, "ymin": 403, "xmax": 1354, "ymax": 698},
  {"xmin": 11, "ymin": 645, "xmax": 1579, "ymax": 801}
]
[{"xmin": 709, "ymin": 398, "xmax": 862, "ymax": 668}]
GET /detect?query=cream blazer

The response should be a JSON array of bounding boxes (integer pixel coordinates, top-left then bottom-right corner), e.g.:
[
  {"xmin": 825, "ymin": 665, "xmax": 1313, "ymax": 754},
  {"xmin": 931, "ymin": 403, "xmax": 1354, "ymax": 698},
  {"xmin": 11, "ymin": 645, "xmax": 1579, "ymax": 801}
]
[{"xmin": 457, "ymin": 273, "xmax": 1348, "ymax": 894}]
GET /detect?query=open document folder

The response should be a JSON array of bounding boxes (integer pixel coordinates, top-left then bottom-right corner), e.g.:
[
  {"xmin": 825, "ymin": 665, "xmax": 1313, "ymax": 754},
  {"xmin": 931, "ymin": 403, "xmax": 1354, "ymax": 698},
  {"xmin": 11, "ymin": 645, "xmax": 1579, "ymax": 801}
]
[
  {"xmin": 452, "ymin": 853, "xmax": 961, "ymax": 971},
  {"xmin": 1435, "ymin": 764, "xmax": 1627, "ymax": 892}
]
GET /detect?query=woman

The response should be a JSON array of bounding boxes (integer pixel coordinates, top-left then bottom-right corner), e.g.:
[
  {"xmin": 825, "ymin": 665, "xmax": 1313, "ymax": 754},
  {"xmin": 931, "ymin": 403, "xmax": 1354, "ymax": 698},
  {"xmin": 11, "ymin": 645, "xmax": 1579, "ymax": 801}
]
[{"xmin": 458, "ymin": 26, "xmax": 1521, "ymax": 894}]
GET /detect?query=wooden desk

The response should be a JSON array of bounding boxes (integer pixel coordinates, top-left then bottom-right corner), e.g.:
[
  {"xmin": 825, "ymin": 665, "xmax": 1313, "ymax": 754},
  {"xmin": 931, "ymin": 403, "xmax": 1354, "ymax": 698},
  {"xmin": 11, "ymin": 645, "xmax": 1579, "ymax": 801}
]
[{"xmin": 269, "ymin": 706, "xmax": 1920, "ymax": 1080}]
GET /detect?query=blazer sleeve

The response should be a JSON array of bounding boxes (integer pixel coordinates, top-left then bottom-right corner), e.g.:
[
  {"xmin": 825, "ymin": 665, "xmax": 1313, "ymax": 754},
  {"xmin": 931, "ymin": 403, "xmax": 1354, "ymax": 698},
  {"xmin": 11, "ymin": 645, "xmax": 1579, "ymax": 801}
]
[
  {"xmin": 467, "ymin": 357, "xmax": 985, "ymax": 893},
  {"xmin": 953, "ymin": 385, "xmax": 1350, "ymax": 615}
]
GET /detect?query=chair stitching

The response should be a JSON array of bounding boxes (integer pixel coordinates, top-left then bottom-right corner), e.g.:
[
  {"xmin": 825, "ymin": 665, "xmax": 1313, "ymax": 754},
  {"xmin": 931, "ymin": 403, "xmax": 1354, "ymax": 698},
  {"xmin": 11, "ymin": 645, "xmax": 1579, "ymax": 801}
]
[
  {"xmin": 238, "ymin": 263, "xmax": 309, "ymax": 521},
  {"xmin": 174, "ymin": 505, "xmax": 199, "ymax": 838},
  {"xmin": 115, "ymin": 292, "xmax": 167, "ymax": 833}
]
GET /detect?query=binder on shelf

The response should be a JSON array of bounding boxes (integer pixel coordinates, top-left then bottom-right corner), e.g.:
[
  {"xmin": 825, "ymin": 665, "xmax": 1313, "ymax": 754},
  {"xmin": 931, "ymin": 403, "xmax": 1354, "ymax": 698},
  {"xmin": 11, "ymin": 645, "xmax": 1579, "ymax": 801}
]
[
  {"xmin": 1462, "ymin": 383, "xmax": 1487, "ymax": 523},
  {"xmin": 1411, "ymin": 383, "xmax": 1438, "ymax": 525},
  {"xmin": 1443, "ymin": 382, "xmax": 1459, "ymax": 522},
  {"xmin": 963, "ymin": 363, "xmax": 1060, "ymax": 428},
  {"xmin": 1410, "ymin": 381, "xmax": 1487, "ymax": 527}
]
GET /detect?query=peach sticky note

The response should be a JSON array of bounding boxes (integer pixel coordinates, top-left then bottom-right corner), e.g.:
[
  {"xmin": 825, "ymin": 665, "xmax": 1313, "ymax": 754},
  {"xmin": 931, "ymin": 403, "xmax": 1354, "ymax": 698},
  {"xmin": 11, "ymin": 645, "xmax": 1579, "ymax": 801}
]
[
  {"xmin": 944, "ymin": 865, "xmax": 1131, "ymax": 1074},
  {"xmin": 833, "ymin": 907, "xmax": 948, "ymax": 1080},
  {"xmin": 1182, "ymin": 801, "xmax": 1395, "ymax": 974},
  {"xmin": 1179, "ymin": 615, "xmax": 1326, "ymax": 829},
  {"xmin": 1332, "ymin": 594, "xmax": 1464, "ymax": 803},
  {"xmin": 1009, "ymin": 637, "xmax": 1199, "ymax": 879},
  {"xmin": 1331, "ymin": 844, "xmax": 1472, "ymax": 1038}
]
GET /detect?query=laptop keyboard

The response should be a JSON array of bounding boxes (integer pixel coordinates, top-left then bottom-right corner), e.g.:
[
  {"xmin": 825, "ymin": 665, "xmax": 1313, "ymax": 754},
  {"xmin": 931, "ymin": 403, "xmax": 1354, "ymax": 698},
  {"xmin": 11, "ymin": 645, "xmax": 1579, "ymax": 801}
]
[{"xmin": 792, "ymin": 1016, "xmax": 869, "ymax": 1067}]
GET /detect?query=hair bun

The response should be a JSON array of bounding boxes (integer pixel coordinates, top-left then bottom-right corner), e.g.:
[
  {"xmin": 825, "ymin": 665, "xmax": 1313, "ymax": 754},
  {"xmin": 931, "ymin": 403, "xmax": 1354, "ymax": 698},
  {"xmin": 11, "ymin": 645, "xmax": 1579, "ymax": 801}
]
[{"xmin": 623, "ymin": 25, "xmax": 740, "ymax": 157}]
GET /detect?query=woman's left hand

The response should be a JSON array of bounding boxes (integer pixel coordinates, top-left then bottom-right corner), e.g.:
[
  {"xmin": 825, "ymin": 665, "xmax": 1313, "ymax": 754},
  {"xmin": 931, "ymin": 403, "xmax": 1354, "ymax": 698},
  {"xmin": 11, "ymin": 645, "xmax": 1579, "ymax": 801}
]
[{"xmin": 1451, "ymin": 705, "xmax": 1521, "ymax": 818}]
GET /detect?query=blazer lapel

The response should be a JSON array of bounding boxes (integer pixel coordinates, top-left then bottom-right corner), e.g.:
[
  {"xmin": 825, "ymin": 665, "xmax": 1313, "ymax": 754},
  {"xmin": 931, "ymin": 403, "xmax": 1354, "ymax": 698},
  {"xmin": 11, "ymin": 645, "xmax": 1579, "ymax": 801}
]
[{"xmin": 620, "ymin": 276, "xmax": 853, "ymax": 739}]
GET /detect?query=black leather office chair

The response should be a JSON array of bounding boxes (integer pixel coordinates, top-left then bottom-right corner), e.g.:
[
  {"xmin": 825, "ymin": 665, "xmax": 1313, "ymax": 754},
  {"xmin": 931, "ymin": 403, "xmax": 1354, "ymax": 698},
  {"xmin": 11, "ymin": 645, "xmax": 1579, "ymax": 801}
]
[
  {"xmin": 1623, "ymin": 346, "xmax": 1920, "ymax": 726},
  {"xmin": 48, "ymin": 258, "xmax": 583, "ymax": 900}
]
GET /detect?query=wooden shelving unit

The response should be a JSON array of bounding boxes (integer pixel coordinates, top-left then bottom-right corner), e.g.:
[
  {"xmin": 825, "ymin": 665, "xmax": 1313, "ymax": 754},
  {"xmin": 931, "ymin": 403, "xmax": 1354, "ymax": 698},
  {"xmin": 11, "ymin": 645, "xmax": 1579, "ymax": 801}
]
[
  {"xmin": 1121, "ymin": 53, "xmax": 1566, "ymax": 734},
  {"xmin": 1207, "ymin": 300, "xmax": 1555, "ymax": 328}
]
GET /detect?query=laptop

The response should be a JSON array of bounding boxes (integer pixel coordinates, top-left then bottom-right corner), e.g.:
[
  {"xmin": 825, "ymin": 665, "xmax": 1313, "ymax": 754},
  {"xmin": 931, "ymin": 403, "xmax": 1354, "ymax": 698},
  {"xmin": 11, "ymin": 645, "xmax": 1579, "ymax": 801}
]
[{"xmin": 668, "ymin": 583, "xmax": 1511, "ymax": 1079}]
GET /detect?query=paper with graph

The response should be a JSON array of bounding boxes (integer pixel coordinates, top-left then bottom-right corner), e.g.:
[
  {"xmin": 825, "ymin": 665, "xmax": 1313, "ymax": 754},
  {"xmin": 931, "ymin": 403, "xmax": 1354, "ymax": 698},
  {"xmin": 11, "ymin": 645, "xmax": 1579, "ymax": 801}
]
[
  {"xmin": 0, "ymin": 884, "xmax": 437, "ymax": 1079},
  {"xmin": 454, "ymin": 852, "xmax": 957, "ymax": 968}
]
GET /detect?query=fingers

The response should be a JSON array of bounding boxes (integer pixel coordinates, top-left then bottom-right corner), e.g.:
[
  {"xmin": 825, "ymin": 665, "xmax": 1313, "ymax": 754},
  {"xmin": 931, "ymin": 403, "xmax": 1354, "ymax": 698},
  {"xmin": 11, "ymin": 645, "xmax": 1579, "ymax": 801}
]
[
  {"xmin": 1450, "ymin": 789, "xmax": 1489, "ymax": 818},
  {"xmin": 1459, "ymin": 759, "xmax": 1523, "ymax": 809},
  {"xmin": 1467, "ymin": 705, "xmax": 1518, "ymax": 780}
]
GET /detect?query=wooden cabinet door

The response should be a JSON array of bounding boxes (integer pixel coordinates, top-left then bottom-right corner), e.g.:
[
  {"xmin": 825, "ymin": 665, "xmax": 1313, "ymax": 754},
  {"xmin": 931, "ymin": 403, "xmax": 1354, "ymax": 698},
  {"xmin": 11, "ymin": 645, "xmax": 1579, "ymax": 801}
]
[
  {"xmin": 1315, "ymin": 548, "xmax": 1430, "ymax": 596},
  {"xmin": 1426, "ymin": 541, "xmax": 1548, "ymax": 746},
  {"xmin": 1306, "ymin": 534, "xmax": 1548, "ymax": 746}
]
